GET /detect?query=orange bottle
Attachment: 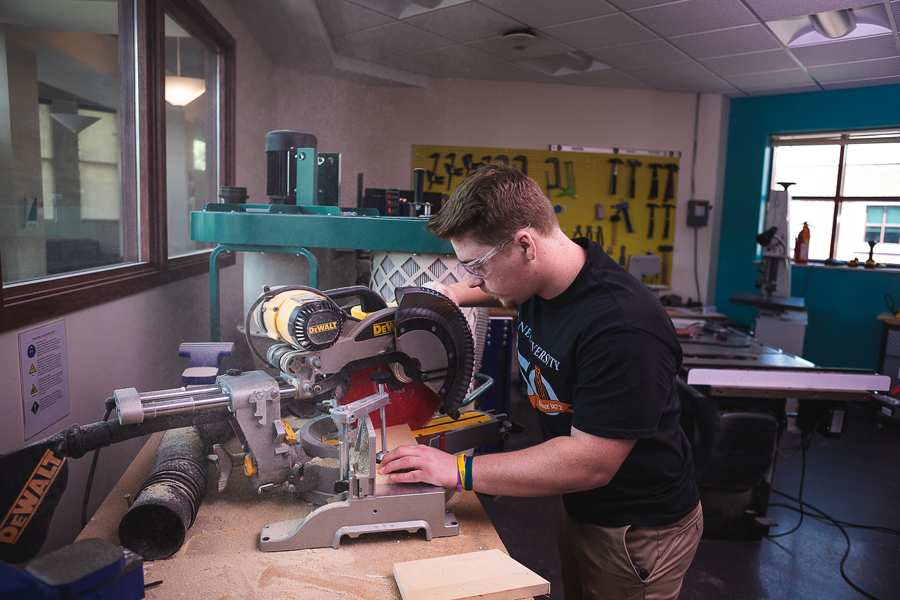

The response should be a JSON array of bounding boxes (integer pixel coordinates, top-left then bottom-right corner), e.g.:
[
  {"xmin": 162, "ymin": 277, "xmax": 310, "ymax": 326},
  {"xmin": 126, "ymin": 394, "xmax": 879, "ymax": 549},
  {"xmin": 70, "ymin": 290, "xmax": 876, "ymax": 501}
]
[{"xmin": 794, "ymin": 222, "xmax": 810, "ymax": 264}]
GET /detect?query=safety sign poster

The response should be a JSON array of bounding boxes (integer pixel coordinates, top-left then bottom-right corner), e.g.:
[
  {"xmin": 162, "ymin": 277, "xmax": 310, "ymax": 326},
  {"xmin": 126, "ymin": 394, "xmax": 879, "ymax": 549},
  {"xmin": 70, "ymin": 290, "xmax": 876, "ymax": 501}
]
[{"xmin": 19, "ymin": 320, "xmax": 70, "ymax": 439}]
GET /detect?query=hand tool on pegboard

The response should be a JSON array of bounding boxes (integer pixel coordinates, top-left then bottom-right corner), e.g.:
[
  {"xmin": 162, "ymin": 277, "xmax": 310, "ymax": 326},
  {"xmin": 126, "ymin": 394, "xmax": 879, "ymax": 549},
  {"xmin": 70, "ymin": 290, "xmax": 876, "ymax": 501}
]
[
  {"xmin": 595, "ymin": 203, "xmax": 604, "ymax": 220},
  {"xmin": 572, "ymin": 224, "xmax": 582, "ymax": 239},
  {"xmin": 609, "ymin": 214, "xmax": 620, "ymax": 253},
  {"xmin": 647, "ymin": 203, "xmax": 661, "ymax": 238},
  {"xmin": 659, "ymin": 245, "xmax": 673, "ymax": 286},
  {"xmin": 546, "ymin": 157, "xmax": 562, "ymax": 191},
  {"xmin": 619, "ymin": 245, "xmax": 626, "ymax": 266},
  {"xmin": 663, "ymin": 163, "xmax": 679, "ymax": 202},
  {"xmin": 585, "ymin": 225, "xmax": 593, "ymax": 242},
  {"xmin": 608, "ymin": 158, "xmax": 624, "ymax": 194},
  {"xmin": 648, "ymin": 163, "xmax": 662, "ymax": 199},
  {"xmin": 557, "ymin": 160, "xmax": 577, "ymax": 198},
  {"xmin": 612, "ymin": 200, "xmax": 634, "ymax": 233},
  {"xmin": 597, "ymin": 224, "xmax": 605, "ymax": 249},
  {"xmin": 662, "ymin": 204, "xmax": 676, "ymax": 239},
  {"xmin": 627, "ymin": 159, "xmax": 642, "ymax": 199}
]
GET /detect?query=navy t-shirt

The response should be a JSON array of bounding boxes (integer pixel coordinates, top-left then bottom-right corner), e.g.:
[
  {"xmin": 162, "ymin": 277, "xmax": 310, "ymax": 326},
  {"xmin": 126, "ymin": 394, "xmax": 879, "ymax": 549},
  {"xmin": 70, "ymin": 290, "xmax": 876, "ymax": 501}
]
[{"xmin": 516, "ymin": 238, "xmax": 699, "ymax": 527}]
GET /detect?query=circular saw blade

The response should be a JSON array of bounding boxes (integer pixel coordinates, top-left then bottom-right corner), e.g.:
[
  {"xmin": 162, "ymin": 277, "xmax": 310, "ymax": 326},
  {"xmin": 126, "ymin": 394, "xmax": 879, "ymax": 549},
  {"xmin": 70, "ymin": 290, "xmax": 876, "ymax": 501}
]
[
  {"xmin": 393, "ymin": 287, "xmax": 475, "ymax": 420},
  {"xmin": 338, "ymin": 366, "xmax": 441, "ymax": 431}
]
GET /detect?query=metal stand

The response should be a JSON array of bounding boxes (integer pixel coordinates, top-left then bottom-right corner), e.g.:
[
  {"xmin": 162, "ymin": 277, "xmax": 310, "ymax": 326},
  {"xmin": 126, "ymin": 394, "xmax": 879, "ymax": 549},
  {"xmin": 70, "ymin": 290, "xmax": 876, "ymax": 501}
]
[{"xmin": 258, "ymin": 382, "xmax": 458, "ymax": 551}]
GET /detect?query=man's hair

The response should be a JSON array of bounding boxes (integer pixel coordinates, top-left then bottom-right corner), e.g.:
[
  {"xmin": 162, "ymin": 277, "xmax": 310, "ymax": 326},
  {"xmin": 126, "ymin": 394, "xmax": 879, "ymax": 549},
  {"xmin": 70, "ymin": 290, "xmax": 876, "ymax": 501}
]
[{"xmin": 427, "ymin": 163, "xmax": 558, "ymax": 246}]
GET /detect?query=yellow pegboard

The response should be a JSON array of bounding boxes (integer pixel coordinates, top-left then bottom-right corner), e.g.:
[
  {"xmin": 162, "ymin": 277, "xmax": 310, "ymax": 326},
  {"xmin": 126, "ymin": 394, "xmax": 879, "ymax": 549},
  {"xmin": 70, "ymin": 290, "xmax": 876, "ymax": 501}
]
[{"xmin": 412, "ymin": 145, "xmax": 680, "ymax": 283}]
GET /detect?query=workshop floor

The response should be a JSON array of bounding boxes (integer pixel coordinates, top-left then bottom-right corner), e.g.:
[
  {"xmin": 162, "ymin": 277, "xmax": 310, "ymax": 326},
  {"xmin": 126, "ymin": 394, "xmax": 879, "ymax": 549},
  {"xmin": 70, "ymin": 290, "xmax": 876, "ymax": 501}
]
[{"xmin": 477, "ymin": 385, "xmax": 900, "ymax": 600}]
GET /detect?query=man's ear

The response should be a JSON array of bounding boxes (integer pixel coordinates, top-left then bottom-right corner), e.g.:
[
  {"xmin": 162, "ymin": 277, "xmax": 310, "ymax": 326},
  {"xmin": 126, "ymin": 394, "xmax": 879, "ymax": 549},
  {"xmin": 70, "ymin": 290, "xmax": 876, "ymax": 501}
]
[{"xmin": 518, "ymin": 231, "xmax": 537, "ymax": 261}]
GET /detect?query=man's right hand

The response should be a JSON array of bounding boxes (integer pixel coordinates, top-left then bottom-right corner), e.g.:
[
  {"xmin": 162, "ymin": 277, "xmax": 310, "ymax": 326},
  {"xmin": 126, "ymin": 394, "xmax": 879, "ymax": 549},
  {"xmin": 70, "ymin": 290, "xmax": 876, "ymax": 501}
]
[{"xmin": 423, "ymin": 281, "xmax": 459, "ymax": 305}]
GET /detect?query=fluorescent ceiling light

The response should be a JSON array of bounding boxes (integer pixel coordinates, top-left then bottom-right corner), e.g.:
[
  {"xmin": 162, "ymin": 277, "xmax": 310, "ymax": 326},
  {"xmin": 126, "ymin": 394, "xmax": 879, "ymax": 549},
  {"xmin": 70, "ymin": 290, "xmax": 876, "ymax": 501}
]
[{"xmin": 518, "ymin": 53, "xmax": 610, "ymax": 78}]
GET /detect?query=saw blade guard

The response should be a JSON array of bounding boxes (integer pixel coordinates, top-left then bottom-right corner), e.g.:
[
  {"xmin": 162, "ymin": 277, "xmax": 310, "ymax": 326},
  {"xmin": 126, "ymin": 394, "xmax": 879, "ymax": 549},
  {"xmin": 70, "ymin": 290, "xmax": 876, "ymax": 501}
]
[{"xmin": 393, "ymin": 286, "xmax": 475, "ymax": 420}]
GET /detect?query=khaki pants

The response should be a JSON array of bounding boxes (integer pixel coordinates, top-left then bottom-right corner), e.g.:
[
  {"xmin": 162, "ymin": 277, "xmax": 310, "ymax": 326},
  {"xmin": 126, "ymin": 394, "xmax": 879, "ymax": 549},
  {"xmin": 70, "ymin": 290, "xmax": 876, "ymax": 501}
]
[{"xmin": 557, "ymin": 501, "xmax": 703, "ymax": 600}]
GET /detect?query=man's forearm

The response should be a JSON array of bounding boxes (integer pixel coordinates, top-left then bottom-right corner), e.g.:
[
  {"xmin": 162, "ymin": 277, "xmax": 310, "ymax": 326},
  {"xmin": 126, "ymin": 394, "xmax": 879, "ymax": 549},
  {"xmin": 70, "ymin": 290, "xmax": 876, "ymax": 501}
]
[{"xmin": 471, "ymin": 436, "xmax": 622, "ymax": 497}]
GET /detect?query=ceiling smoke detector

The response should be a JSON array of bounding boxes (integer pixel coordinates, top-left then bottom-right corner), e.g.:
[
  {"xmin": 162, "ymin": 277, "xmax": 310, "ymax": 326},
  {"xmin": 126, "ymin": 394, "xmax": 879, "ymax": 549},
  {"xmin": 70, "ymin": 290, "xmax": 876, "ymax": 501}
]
[{"xmin": 502, "ymin": 29, "xmax": 538, "ymax": 52}]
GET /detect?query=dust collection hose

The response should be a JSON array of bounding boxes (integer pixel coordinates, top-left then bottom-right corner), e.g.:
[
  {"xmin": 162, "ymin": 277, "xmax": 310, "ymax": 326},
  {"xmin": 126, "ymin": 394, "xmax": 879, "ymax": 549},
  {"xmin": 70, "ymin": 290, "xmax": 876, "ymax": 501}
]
[{"xmin": 118, "ymin": 426, "xmax": 208, "ymax": 560}]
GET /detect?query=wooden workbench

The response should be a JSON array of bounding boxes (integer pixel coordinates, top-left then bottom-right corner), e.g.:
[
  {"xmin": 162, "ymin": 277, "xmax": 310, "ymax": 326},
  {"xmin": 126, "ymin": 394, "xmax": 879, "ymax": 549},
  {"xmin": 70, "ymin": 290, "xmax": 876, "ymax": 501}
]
[{"xmin": 77, "ymin": 432, "xmax": 509, "ymax": 599}]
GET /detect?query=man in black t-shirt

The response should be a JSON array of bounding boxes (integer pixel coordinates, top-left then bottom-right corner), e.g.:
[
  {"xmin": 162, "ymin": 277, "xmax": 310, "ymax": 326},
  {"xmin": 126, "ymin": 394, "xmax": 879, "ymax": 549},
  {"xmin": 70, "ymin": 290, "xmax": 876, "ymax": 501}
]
[{"xmin": 381, "ymin": 164, "xmax": 702, "ymax": 600}]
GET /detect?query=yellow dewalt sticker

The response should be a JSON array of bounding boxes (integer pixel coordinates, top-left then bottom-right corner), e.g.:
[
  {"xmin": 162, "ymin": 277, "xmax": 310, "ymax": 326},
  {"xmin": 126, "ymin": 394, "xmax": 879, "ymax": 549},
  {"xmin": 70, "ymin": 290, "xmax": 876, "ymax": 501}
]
[{"xmin": 373, "ymin": 321, "xmax": 394, "ymax": 337}]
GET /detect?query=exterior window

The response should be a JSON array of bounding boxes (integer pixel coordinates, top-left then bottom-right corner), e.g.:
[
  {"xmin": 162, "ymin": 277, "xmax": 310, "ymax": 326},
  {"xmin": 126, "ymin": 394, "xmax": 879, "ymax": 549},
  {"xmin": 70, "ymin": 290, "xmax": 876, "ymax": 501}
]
[
  {"xmin": 770, "ymin": 130, "xmax": 900, "ymax": 265},
  {"xmin": 0, "ymin": 0, "xmax": 234, "ymax": 332}
]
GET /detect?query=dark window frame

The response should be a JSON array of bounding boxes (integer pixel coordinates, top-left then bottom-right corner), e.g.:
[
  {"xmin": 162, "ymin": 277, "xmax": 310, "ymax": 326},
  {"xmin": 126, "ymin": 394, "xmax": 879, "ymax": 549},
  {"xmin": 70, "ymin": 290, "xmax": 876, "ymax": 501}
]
[
  {"xmin": 770, "ymin": 129, "xmax": 900, "ymax": 263},
  {"xmin": 0, "ymin": 0, "xmax": 235, "ymax": 332}
]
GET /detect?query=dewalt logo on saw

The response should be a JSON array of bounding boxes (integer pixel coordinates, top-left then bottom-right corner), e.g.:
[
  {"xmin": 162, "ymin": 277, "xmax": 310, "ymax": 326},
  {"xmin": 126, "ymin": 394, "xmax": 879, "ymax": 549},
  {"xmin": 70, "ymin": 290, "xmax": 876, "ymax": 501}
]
[
  {"xmin": 308, "ymin": 321, "xmax": 338, "ymax": 335},
  {"xmin": 1, "ymin": 450, "xmax": 65, "ymax": 544},
  {"xmin": 373, "ymin": 320, "xmax": 394, "ymax": 337}
]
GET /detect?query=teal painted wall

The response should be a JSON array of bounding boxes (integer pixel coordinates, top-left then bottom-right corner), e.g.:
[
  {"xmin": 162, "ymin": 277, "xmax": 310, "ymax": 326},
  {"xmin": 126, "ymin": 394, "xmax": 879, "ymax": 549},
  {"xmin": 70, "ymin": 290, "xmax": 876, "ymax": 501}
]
[{"xmin": 716, "ymin": 84, "xmax": 900, "ymax": 370}]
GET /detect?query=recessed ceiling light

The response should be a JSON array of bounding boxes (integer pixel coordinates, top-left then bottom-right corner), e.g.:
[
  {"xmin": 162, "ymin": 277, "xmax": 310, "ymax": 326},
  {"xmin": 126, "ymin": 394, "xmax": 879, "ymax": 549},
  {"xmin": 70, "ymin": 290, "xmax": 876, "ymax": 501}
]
[{"xmin": 767, "ymin": 3, "xmax": 892, "ymax": 47}]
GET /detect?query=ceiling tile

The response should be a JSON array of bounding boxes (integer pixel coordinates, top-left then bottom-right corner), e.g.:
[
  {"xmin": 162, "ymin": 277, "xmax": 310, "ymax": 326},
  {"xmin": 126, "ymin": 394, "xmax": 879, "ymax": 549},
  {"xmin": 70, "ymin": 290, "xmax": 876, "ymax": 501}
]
[
  {"xmin": 380, "ymin": 44, "xmax": 505, "ymax": 77},
  {"xmin": 608, "ymin": 0, "xmax": 679, "ymax": 9},
  {"xmin": 668, "ymin": 24, "xmax": 782, "ymax": 59},
  {"xmin": 807, "ymin": 56, "xmax": 900, "ymax": 82},
  {"xmin": 588, "ymin": 39, "xmax": 691, "ymax": 69},
  {"xmin": 726, "ymin": 69, "xmax": 817, "ymax": 91},
  {"xmin": 555, "ymin": 68, "xmax": 656, "ymax": 88},
  {"xmin": 628, "ymin": 0, "xmax": 759, "ymax": 37},
  {"xmin": 821, "ymin": 74, "xmax": 900, "ymax": 89},
  {"xmin": 701, "ymin": 49, "xmax": 799, "ymax": 77},
  {"xmin": 790, "ymin": 34, "xmax": 900, "ymax": 68},
  {"xmin": 457, "ymin": 61, "xmax": 558, "ymax": 83},
  {"xmin": 543, "ymin": 14, "xmax": 657, "ymax": 49},
  {"xmin": 743, "ymin": 0, "xmax": 876, "ymax": 22},
  {"xmin": 333, "ymin": 22, "xmax": 454, "ymax": 60},
  {"xmin": 744, "ymin": 83, "xmax": 822, "ymax": 96},
  {"xmin": 315, "ymin": 0, "xmax": 393, "ymax": 37},
  {"xmin": 625, "ymin": 61, "xmax": 736, "ymax": 92},
  {"xmin": 468, "ymin": 33, "xmax": 575, "ymax": 61},
  {"xmin": 405, "ymin": 2, "xmax": 525, "ymax": 43},
  {"xmin": 479, "ymin": 0, "xmax": 617, "ymax": 28}
]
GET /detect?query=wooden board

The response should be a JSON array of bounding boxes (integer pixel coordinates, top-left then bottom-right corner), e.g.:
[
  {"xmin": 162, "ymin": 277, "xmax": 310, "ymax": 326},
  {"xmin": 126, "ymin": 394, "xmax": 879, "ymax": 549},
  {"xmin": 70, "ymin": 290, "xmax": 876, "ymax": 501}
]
[
  {"xmin": 393, "ymin": 548, "xmax": 550, "ymax": 600},
  {"xmin": 374, "ymin": 423, "xmax": 418, "ymax": 486}
]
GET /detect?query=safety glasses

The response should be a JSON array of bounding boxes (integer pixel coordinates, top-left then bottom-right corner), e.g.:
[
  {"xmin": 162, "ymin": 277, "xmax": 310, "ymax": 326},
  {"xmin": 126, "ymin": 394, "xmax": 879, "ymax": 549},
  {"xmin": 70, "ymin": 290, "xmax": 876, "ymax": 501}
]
[{"xmin": 456, "ymin": 224, "xmax": 530, "ymax": 279}]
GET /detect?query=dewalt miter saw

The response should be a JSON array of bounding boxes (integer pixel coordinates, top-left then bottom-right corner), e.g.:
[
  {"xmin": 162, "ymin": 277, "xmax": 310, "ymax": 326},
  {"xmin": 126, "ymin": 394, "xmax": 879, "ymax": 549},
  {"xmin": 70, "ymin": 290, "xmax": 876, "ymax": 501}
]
[{"xmin": 0, "ymin": 285, "xmax": 513, "ymax": 563}]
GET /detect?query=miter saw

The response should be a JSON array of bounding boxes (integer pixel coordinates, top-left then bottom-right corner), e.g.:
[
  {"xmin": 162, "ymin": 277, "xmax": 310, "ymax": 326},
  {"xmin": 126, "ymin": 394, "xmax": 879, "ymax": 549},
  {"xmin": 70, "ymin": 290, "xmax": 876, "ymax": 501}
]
[{"xmin": 0, "ymin": 285, "xmax": 514, "ymax": 564}]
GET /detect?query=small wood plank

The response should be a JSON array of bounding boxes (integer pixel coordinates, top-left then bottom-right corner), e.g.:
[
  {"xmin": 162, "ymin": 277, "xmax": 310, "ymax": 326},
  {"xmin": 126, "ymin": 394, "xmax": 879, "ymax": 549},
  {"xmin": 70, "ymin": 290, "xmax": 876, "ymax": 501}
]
[
  {"xmin": 393, "ymin": 548, "xmax": 550, "ymax": 600},
  {"xmin": 374, "ymin": 423, "xmax": 418, "ymax": 487}
]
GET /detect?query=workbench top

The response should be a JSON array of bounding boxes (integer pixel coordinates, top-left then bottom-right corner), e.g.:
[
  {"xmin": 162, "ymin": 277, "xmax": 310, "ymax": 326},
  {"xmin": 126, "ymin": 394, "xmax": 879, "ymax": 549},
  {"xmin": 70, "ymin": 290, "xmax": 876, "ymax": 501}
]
[{"xmin": 77, "ymin": 433, "xmax": 509, "ymax": 599}]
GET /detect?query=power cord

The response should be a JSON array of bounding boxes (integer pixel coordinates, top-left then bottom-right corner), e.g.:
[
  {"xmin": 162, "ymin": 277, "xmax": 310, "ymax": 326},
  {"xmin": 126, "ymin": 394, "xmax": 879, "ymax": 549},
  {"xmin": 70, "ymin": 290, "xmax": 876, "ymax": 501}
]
[
  {"xmin": 81, "ymin": 397, "xmax": 116, "ymax": 530},
  {"xmin": 769, "ymin": 490, "xmax": 894, "ymax": 600},
  {"xmin": 767, "ymin": 410, "xmax": 893, "ymax": 600}
]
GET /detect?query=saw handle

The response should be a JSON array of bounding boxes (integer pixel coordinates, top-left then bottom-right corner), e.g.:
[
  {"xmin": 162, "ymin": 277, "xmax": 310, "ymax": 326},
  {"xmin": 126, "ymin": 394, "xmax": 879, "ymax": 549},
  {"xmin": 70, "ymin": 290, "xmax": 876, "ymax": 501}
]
[{"xmin": 325, "ymin": 285, "xmax": 389, "ymax": 313}]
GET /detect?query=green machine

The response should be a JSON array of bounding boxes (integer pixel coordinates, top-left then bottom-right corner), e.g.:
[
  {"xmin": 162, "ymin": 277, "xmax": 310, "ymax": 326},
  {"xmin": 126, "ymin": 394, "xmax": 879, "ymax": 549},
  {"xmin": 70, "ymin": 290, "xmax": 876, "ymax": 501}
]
[{"xmin": 190, "ymin": 130, "xmax": 454, "ymax": 341}]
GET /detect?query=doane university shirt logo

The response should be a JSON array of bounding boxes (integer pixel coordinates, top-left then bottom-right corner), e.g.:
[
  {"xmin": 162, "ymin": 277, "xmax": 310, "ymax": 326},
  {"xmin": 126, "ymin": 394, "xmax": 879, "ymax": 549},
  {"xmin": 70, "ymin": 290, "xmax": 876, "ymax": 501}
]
[{"xmin": 517, "ymin": 321, "xmax": 572, "ymax": 416}]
